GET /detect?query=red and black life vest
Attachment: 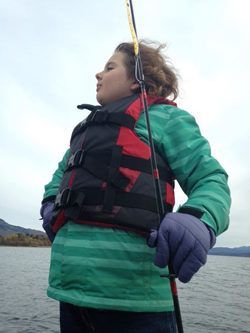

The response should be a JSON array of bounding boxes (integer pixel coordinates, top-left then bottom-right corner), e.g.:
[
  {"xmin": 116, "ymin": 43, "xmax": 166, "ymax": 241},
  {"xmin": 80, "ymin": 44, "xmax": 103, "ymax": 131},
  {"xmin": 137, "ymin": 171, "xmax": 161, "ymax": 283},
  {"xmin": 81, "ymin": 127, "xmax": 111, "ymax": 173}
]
[{"xmin": 51, "ymin": 94, "xmax": 176, "ymax": 235}]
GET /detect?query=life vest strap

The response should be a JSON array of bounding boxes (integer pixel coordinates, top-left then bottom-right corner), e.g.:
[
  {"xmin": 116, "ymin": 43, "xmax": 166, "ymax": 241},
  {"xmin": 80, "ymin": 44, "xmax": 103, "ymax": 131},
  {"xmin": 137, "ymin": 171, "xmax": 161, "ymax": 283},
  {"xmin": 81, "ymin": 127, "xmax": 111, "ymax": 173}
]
[
  {"xmin": 66, "ymin": 149, "xmax": 174, "ymax": 183},
  {"xmin": 54, "ymin": 187, "xmax": 171, "ymax": 214},
  {"xmin": 67, "ymin": 149, "xmax": 130, "ymax": 190},
  {"xmin": 70, "ymin": 112, "xmax": 136, "ymax": 142}
]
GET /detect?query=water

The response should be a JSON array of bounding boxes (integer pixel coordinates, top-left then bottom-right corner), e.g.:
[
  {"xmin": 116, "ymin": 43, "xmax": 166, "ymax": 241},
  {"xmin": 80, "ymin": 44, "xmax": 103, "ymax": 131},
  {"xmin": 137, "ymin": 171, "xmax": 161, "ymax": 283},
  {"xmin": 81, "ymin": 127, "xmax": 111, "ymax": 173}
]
[
  {"xmin": 178, "ymin": 255, "xmax": 250, "ymax": 333},
  {"xmin": 0, "ymin": 247, "xmax": 249, "ymax": 333},
  {"xmin": 0, "ymin": 247, "xmax": 58, "ymax": 333}
]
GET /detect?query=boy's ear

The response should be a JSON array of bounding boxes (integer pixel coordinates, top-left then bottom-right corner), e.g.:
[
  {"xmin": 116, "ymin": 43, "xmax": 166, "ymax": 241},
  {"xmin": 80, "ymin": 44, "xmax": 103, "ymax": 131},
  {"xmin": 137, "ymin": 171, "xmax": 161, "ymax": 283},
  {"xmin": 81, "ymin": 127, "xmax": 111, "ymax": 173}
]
[{"xmin": 131, "ymin": 82, "xmax": 140, "ymax": 91}]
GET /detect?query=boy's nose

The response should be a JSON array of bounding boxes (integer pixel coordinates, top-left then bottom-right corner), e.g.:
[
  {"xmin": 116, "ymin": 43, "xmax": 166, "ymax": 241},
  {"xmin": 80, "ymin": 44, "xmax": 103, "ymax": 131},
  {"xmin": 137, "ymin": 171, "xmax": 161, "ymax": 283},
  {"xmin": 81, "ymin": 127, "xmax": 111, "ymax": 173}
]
[{"xmin": 95, "ymin": 71, "xmax": 103, "ymax": 80}]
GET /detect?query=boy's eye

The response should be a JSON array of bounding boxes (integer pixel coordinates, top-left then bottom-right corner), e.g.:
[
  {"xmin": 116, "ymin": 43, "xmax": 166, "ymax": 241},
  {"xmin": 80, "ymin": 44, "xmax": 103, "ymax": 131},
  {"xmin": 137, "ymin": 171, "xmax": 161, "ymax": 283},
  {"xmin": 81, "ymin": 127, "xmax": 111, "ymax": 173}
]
[{"xmin": 106, "ymin": 66, "xmax": 114, "ymax": 71}]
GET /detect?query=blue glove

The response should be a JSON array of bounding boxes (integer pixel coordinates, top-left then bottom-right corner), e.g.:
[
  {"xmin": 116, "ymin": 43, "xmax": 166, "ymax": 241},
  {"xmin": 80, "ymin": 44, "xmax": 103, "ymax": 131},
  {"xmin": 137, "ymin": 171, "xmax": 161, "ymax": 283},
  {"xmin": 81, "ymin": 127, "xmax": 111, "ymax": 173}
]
[
  {"xmin": 40, "ymin": 202, "xmax": 56, "ymax": 242},
  {"xmin": 147, "ymin": 213, "xmax": 216, "ymax": 283}
]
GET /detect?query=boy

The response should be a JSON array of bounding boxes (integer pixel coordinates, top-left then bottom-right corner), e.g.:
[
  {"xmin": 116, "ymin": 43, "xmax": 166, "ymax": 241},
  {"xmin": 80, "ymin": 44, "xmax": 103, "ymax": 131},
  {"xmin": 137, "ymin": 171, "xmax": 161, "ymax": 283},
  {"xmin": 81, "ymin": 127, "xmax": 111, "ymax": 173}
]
[{"xmin": 41, "ymin": 41, "xmax": 230, "ymax": 333}]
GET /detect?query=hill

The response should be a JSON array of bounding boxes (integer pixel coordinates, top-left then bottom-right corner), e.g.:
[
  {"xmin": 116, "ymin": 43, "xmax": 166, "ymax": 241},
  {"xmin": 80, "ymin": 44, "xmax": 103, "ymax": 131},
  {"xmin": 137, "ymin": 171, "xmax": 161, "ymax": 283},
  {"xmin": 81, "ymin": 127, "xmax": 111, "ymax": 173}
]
[
  {"xmin": 0, "ymin": 218, "xmax": 44, "ymax": 237},
  {"xmin": 209, "ymin": 246, "xmax": 250, "ymax": 257},
  {"xmin": 0, "ymin": 218, "xmax": 50, "ymax": 247}
]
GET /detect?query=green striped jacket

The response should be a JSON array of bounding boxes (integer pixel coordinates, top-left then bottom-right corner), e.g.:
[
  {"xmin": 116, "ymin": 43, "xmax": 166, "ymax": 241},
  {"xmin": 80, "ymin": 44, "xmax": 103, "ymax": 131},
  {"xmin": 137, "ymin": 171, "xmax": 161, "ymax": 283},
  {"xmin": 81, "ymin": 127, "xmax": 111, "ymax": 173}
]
[{"xmin": 43, "ymin": 103, "xmax": 231, "ymax": 312}]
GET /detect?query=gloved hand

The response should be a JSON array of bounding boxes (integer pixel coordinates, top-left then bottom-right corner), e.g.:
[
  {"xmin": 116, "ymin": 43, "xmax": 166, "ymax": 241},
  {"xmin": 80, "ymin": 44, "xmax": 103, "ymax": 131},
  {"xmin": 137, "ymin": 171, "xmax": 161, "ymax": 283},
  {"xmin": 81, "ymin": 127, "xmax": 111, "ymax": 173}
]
[
  {"xmin": 40, "ymin": 202, "xmax": 56, "ymax": 242},
  {"xmin": 147, "ymin": 213, "xmax": 216, "ymax": 283}
]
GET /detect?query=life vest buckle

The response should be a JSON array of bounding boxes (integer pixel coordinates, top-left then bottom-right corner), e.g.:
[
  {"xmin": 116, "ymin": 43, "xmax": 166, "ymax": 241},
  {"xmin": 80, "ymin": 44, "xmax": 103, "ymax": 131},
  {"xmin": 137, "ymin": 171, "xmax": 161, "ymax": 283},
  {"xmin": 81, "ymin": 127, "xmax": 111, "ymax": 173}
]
[
  {"xmin": 67, "ymin": 150, "xmax": 86, "ymax": 169},
  {"xmin": 55, "ymin": 188, "xmax": 72, "ymax": 208}
]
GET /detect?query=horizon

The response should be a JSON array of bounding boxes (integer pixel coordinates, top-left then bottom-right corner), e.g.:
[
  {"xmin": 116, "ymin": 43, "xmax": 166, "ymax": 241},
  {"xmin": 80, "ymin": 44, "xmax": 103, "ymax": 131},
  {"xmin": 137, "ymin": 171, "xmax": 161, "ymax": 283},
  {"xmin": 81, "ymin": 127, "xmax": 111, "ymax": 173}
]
[{"xmin": 1, "ymin": 218, "xmax": 249, "ymax": 249}]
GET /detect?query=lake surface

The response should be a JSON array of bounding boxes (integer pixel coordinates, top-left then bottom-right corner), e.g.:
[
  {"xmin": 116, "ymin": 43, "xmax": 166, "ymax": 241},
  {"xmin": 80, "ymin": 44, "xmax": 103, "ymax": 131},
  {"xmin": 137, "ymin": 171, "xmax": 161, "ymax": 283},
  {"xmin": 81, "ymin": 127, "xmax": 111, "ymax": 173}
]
[{"xmin": 0, "ymin": 246, "xmax": 249, "ymax": 333}]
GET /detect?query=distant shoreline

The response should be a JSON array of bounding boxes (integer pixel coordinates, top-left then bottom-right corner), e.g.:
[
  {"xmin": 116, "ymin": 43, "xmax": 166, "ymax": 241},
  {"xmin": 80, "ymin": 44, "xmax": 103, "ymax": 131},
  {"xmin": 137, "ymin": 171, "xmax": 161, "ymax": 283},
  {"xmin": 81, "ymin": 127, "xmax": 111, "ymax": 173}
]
[
  {"xmin": 209, "ymin": 246, "xmax": 250, "ymax": 257},
  {"xmin": 1, "ymin": 219, "xmax": 249, "ymax": 255},
  {"xmin": 209, "ymin": 253, "xmax": 250, "ymax": 258},
  {"xmin": 0, "ymin": 233, "xmax": 51, "ymax": 247},
  {"xmin": 1, "ymin": 243, "xmax": 250, "ymax": 257},
  {"xmin": 0, "ymin": 244, "xmax": 51, "ymax": 248}
]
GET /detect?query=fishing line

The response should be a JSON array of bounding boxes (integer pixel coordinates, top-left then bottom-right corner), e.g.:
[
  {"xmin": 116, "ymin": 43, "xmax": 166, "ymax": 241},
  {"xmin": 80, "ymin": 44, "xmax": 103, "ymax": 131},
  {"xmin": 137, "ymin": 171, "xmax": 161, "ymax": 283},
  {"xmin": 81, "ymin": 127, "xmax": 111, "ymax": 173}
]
[{"xmin": 125, "ymin": 1, "xmax": 184, "ymax": 332}]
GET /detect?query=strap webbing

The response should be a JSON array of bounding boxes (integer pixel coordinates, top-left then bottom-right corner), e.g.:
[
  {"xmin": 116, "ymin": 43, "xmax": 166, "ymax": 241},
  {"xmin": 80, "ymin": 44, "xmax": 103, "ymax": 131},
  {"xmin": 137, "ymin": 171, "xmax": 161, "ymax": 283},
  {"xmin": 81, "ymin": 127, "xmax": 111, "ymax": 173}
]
[
  {"xmin": 103, "ymin": 145, "xmax": 124, "ymax": 212},
  {"xmin": 55, "ymin": 187, "xmax": 163, "ymax": 213},
  {"xmin": 66, "ymin": 149, "xmax": 174, "ymax": 183}
]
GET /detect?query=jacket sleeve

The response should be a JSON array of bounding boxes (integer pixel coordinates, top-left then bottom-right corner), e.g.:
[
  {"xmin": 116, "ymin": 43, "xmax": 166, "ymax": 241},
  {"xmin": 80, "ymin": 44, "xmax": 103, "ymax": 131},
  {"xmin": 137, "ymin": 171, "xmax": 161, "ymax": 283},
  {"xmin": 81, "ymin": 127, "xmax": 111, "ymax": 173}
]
[
  {"xmin": 136, "ymin": 104, "xmax": 231, "ymax": 236},
  {"xmin": 42, "ymin": 149, "xmax": 71, "ymax": 204},
  {"xmin": 158, "ymin": 106, "xmax": 231, "ymax": 235}
]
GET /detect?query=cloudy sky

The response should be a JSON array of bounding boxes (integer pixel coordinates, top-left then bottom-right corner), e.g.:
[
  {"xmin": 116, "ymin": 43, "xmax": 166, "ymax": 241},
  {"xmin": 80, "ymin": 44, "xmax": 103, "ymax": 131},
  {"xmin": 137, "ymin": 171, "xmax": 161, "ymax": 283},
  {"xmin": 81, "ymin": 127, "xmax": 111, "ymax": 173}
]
[{"xmin": 1, "ymin": 0, "xmax": 249, "ymax": 247}]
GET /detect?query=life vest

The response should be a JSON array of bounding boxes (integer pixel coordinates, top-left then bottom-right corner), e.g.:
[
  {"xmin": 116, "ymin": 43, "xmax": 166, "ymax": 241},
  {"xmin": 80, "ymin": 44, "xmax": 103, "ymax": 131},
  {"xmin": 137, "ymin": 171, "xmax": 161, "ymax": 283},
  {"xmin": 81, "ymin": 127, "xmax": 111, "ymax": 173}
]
[{"xmin": 51, "ymin": 94, "xmax": 176, "ymax": 235}]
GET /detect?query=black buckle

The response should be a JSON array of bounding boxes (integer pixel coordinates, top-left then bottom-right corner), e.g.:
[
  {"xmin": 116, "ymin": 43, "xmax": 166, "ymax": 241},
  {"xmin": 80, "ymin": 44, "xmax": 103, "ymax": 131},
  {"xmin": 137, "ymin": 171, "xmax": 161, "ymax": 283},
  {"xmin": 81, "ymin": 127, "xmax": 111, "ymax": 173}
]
[
  {"xmin": 67, "ymin": 150, "xmax": 86, "ymax": 168},
  {"xmin": 55, "ymin": 188, "xmax": 72, "ymax": 208}
]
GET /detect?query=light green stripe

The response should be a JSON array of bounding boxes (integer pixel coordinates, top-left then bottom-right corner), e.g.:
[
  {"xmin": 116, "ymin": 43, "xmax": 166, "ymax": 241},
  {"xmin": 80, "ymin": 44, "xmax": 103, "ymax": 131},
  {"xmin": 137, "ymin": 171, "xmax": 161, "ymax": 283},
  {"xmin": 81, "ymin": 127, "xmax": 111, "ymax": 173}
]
[
  {"xmin": 51, "ymin": 255, "xmax": 149, "ymax": 271},
  {"xmin": 52, "ymin": 245, "xmax": 153, "ymax": 263},
  {"xmin": 166, "ymin": 141, "xmax": 210, "ymax": 159},
  {"xmin": 54, "ymin": 237, "xmax": 153, "ymax": 253},
  {"xmin": 57, "ymin": 223, "xmax": 147, "ymax": 244},
  {"xmin": 49, "ymin": 263, "xmax": 168, "ymax": 290}
]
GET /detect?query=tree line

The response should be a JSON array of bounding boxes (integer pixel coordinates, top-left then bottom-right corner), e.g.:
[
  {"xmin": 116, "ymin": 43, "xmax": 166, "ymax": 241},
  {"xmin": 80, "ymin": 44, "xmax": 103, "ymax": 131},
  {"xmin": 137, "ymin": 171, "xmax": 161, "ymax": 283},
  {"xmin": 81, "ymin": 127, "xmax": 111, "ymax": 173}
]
[{"xmin": 0, "ymin": 233, "xmax": 51, "ymax": 247}]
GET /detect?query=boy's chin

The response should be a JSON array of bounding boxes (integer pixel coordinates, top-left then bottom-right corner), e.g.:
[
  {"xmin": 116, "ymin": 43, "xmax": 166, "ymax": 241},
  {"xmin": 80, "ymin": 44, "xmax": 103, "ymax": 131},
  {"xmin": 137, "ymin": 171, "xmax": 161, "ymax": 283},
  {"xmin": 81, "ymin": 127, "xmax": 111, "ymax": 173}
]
[{"xmin": 96, "ymin": 95, "xmax": 104, "ymax": 105}]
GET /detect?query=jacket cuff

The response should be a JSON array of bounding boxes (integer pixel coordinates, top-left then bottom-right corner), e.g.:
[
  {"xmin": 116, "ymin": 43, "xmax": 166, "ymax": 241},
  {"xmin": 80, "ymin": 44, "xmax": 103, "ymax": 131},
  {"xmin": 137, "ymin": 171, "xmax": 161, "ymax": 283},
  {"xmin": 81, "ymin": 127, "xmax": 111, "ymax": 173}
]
[
  {"xmin": 41, "ymin": 195, "xmax": 56, "ymax": 205},
  {"xmin": 178, "ymin": 206, "xmax": 204, "ymax": 219}
]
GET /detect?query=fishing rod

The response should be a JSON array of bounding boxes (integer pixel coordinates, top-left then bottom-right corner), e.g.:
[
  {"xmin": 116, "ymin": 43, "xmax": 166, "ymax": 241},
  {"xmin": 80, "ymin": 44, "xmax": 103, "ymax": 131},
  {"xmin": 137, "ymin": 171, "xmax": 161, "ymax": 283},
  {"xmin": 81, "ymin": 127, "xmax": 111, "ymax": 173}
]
[{"xmin": 125, "ymin": 1, "xmax": 184, "ymax": 332}]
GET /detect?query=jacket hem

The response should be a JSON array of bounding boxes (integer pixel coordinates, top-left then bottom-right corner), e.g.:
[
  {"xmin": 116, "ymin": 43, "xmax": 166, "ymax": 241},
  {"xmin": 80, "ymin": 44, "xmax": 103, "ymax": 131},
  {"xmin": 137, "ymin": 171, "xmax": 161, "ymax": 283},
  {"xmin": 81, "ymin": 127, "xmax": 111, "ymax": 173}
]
[{"xmin": 47, "ymin": 288, "xmax": 174, "ymax": 313}]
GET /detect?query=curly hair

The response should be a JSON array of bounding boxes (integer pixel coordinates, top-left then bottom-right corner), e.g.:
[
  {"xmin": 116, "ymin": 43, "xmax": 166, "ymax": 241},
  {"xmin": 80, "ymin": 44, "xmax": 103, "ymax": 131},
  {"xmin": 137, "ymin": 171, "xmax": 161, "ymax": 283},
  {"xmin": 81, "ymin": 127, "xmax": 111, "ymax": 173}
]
[{"xmin": 115, "ymin": 41, "xmax": 179, "ymax": 100}]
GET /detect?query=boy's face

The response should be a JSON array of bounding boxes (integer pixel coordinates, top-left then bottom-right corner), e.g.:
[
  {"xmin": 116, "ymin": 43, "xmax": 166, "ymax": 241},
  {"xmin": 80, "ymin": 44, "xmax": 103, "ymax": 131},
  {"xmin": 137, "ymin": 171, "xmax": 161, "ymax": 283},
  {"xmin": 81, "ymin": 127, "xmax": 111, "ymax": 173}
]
[{"xmin": 96, "ymin": 52, "xmax": 138, "ymax": 105}]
